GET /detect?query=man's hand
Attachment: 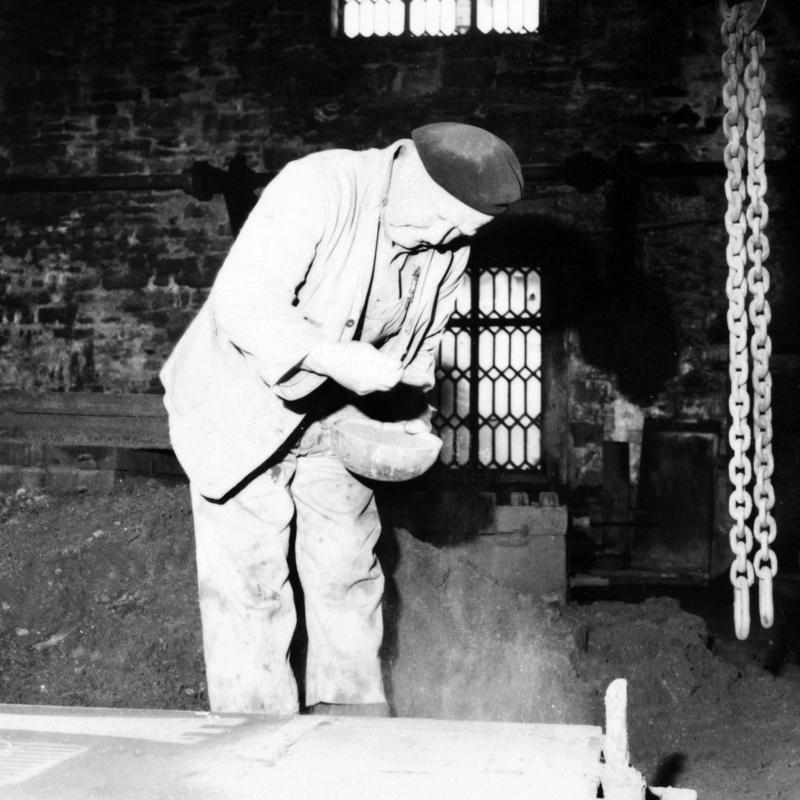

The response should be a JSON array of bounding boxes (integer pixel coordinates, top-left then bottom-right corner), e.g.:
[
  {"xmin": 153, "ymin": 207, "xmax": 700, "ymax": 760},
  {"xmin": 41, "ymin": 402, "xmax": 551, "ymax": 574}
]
[
  {"xmin": 401, "ymin": 418, "xmax": 430, "ymax": 435},
  {"xmin": 303, "ymin": 341, "xmax": 403, "ymax": 395},
  {"xmin": 398, "ymin": 405, "xmax": 434, "ymax": 435}
]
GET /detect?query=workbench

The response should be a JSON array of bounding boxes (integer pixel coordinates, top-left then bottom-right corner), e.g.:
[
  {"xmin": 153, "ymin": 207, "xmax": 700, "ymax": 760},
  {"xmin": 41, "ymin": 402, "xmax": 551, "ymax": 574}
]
[
  {"xmin": 1, "ymin": 701, "xmax": 605, "ymax": 799},
  {"xmin": 0, "ymin": 680, "xmax": 695, "ymax": 799}
]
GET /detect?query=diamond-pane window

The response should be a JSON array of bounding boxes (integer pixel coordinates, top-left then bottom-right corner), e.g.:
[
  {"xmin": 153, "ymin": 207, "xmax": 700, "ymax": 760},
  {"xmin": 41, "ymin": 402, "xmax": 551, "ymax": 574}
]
[
  {"xmin": 335, "ymin": 0, "xmax": 541, "ymax": 37},
  {"xmin": 434, "ymin": 265, "xmax": 542, "ymax": 473}
]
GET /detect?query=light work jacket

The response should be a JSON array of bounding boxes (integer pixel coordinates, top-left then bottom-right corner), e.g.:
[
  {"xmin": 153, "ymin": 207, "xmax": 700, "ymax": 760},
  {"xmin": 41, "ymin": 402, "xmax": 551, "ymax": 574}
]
[{"xmin": 160, "ymin": 140, "xmax": 470, "ymax": 500}]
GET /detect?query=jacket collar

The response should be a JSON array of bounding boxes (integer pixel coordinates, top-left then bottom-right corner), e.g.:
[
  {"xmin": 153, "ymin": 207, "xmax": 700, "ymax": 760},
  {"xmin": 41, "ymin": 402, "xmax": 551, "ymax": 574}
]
[{"xmin": 375, "ymin": 138, "xmax": 413, "ymax": 214}]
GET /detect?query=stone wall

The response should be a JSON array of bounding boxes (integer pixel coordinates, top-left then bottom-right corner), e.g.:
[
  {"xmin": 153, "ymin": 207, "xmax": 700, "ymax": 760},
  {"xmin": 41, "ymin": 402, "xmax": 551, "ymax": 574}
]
[{"xmin": 1, "ymin": 0, "xmax": 799, "ymax": 520}]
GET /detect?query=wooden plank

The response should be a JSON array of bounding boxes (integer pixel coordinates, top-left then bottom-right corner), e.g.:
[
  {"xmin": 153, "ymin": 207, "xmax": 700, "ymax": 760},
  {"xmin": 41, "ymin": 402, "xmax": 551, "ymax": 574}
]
[
  {"xmin": 572, "ymin": 569, "xmax": 711, "ymax": 587},
  {"xmin": 0, "ymin": 413, "xmax": 170, "ymax": 448},
  {"xmin": 0, "ymin": 442, "xmax": 184, "ymax": 478},
  {"xmin": 273, "ymin": 716, "xmax": 604, "ymax": 800},
  {"xmin": 115, "ymin": 448, "xmax": 186, "ymax": 477},
  {"xmin": 0, "ymin": 704, "xmax": 248, "ymax": 745},
  {"xmin": 0, "ymin": 391, "xmax": 166, "ymax": 418},
  {"xmin": 0, "ymin": 391, "xmax": 187, "ymax": 482},
  {"xmin": 0, "ymin": 440, "xmax": 44, "ymax": 467},
  {"xmin": 41, "ymin": 444, "xmax": 119, "ymax": 471},
  {"xmin": 0, "ymin": 465, "xmax": 46, "ymax": 492},
  {"xmin": 0, "ymin": 464, "xmax": 118, "ymax": 493},
  {"xmin": 0, "ymin": 706, "xmax": 606, "ymax": 800},
  {"xmin": 43, "ymin": 467, "xmax": 117, "ymax": 493}
]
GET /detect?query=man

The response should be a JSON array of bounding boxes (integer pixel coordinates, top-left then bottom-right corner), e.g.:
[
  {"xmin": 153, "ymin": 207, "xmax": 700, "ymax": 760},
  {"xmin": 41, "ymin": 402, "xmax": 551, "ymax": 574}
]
[{"xmin": 160, "ymin": 122, "xmax": 523, "ymax": 717}]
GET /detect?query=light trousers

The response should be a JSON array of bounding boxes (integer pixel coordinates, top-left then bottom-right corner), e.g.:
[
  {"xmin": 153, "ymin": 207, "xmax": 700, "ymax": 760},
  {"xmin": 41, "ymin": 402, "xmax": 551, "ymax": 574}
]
[{"xmin": 190, "ymin": 421, "xmax": 386, "ymax": 715}]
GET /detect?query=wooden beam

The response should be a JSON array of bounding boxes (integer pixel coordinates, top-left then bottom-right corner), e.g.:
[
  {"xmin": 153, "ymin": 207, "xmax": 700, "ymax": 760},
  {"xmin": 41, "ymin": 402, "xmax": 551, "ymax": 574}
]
[
  {"xmin": 0, "ymin": 392, "xmax": 166, "ymax": 418},
  {"xmin": 0, "ymin": 392, "xmax": 169, "ymax": 449}
]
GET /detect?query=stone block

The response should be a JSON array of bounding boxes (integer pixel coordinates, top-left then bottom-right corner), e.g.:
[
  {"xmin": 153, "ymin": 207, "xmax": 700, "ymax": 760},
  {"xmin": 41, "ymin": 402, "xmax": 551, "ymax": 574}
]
[
  {"xmin": 495, "ymin": 68, "xmax": 548, "ymax": 90},
  {"xmin": 103, "ymin": 265, "xmax": 150, "ymax": 291},
  {"xmin": 182, "ymin": 202, "xmax": 208, "ymax": 220},
  {"xmin": 449, "ymin": 503, "xmax": 569, "ymax": 603},
  {"xmin": 0, "ymin": 300, "xmax": 35, "ymax": 324},
  {"xmin": 96, "ymin": 154, "xmax": 144, "ymax": 174},
  {"xmin": 571, "ymin": 421, "xmax": 603, "ymax": 447},
  {"xmin": 148, "ymin": 86, "xmax": 169, "ymax": 101},
  {"xmin": 89, "ymin": 75, "xmax": 132, "ymax": 93},
  {"xmin": 442, "ymin": 57, "xmax": 498, "ymax": 90},
  {"xmin": 90, "ymin": 89, "xmax": 143, "ymax": 104},
  {"xmin": 42, "ymin": 444, "xmax": 118, "ymax": 472},
  {"xmin": 154, "ymin": 257, "xmax": 197, "ymax": 285},
  {"xmin": 0, "ymin": 465, "xmax": 45, "ymax": 493},
  {"xmin": 115, "ymin": 139, "xmax": 155, "ymax": 156},
  {"xmin": 0, "ymin": 440, "xmax": 44, "ymax": 467},
  {"xmin": 90, "ymin": 102, "xmax": 119, "ymax": 117},
  {"xmin": 119, "ymin": 292, "xmax": 149, "ymax": 313},
  {"xmin": 490, "ymin": 503, "xmax": 569, "ymax": 536},
  {"xmin": 362, "ymin": 62, "xmax": 398, "ymax": 95},
  {"xmin": 405, "ymin": 489, "xmax": 496, "ymax": 540},
  {"xmin": 397, "ymin": 63, "xmax": 442, "ymax": 96},
  {"xmin": 43, "ymin": 466, "xmax": 116, "ymax": 493},
  {"xmin": 573, "ymin": 379, "xmax": 612, "ymax": 405},
  {"xmin": 62, "ymin": 272, "xmax": 103, "ymax": 298},
  {"xmin": 385, "ymin": 527, "xmax": 588, "ymax": 724},
  {"xmin": 13, "ymin": 145, "xmax": 69, "ymax": 170},
  {"xmin": 38, "ymin": 305, "xmax": 78, "ymax": 325}
]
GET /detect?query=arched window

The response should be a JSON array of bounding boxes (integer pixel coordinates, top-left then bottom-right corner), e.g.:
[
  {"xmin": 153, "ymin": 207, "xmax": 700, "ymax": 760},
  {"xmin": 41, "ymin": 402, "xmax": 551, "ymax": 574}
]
[{"xmin": 333, "ymin": 0, "xmax": 541, "ymax": 38}]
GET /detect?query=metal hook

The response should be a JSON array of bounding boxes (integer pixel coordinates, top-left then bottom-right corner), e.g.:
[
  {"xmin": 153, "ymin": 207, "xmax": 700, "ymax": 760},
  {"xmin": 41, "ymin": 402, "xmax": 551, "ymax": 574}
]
[{"xmin": 719, "ymin": 0, "xmax": 767, "ymax": 33}]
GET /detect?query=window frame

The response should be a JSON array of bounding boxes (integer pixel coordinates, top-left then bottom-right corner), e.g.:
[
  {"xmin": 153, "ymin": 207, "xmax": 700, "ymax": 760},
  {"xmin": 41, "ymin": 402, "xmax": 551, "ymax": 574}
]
[
  {"xmin": 432, "ymin": 258, "xmax": 544, "ymax": 476},
  {"xmin": 331, "ymin": 0, "xmax": 546, "ymax": 39}
]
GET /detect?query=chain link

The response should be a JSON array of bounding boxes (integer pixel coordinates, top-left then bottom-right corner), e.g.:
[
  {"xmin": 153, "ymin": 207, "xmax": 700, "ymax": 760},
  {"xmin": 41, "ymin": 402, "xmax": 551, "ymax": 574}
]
[
  {"xmin": 743, "ymin": 27, "xmax": 778, "ymax": 629},
  {"xmin": 722, "ymin": 6, "xmax": 754, "ymax": 641},
  {"xmin": 721, "ymin": 5, "xmax": 777, "ymax": 639}
]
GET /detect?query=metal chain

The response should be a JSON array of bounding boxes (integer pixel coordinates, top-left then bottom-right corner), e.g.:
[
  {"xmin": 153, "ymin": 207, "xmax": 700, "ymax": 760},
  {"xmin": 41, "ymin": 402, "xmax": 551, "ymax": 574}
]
[
  {"xmin": 743, "ymin": 27, "xmax": 778, "ymax": 628},
  {"xmin": 721, "ymin": 3, "xmax": 777, "ymax": 639},
  {"xmin": 721, "ymin": 5, "xmax": 755, "ymax": 641}
]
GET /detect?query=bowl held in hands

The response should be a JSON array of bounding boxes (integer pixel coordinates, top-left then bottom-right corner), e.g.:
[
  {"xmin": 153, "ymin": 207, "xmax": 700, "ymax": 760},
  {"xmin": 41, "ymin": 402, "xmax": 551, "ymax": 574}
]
[{"xmin": 331, "ymin": 418, "xmax": 442, "ymax": 482}]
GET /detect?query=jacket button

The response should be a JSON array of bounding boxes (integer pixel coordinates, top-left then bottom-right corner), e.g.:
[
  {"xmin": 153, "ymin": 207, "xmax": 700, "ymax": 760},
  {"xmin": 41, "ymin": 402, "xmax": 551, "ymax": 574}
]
[{"xmin": 345, "ymin": 319, "xmax": 355, "ymax": 328}]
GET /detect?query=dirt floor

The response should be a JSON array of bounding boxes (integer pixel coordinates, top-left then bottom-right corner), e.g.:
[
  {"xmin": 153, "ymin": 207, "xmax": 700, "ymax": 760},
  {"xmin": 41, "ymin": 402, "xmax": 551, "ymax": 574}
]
[{"xmin": 1, "ymin": 480, "xmax": 799, "ymax": 799}]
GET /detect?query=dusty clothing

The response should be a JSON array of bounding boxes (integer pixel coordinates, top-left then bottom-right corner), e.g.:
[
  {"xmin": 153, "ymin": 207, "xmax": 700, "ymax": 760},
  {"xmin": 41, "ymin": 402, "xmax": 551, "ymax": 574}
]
[
  {"xmin": 160, "ymin": 140, "xmax": 470, "ymax": 714},
  {"xmin": 160, "ymin": 140, "xmax": 469, "ymax": 502},
  {"xmin": 192, "ymin": 420, "xmax": 385, "ymax": 715}
]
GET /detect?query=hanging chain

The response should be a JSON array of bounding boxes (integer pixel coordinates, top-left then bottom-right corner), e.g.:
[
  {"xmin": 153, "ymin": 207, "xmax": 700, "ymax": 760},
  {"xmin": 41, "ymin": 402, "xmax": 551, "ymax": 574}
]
[
  {"xmin": 721, "ymin": 2, "xmax": 776, "ymax": 640},
  {"xmin": 722, "ymin": 5, "xmax": 754, "ymax": 640},
  {"xmin": 743, "ymin": 27, "xmax": 777, "ymax": 627}
]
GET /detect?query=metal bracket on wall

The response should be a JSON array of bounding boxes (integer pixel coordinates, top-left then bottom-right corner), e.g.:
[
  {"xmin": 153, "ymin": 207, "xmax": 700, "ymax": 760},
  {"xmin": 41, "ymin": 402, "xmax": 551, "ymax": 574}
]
[{"xmin": 0, "ymin": 155, "xmax": 272, "ymax": 236}]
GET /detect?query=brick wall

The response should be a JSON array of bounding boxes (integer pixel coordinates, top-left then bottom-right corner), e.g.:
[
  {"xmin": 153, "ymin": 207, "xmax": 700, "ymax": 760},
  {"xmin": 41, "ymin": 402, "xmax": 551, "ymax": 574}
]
[{"xmin": 1, "ymin": 0, "xmax": 799, "ymax": 509}]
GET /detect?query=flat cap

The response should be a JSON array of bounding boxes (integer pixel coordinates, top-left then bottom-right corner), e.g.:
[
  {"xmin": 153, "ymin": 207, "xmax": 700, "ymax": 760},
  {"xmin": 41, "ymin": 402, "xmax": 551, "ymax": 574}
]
[{"xmin": 411, "ymin": 122, "xmax": 523, "ymax": 215}]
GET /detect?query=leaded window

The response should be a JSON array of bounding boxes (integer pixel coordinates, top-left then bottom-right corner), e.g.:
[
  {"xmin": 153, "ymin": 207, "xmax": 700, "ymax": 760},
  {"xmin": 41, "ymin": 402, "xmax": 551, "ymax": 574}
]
[
  {"xmin": 333, "ymin": 0, "xmax": 541, "ymax": 38},
  {"xmin": 433, "ymin": 261, "xmax": 542, "ymax": 472}
]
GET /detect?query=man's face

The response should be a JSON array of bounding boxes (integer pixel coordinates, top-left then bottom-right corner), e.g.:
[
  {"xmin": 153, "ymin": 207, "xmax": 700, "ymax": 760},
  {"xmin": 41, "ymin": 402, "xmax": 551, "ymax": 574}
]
[{"xmin": 384, "ymin": 148, "xmax": 494, "ymax": 251}]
